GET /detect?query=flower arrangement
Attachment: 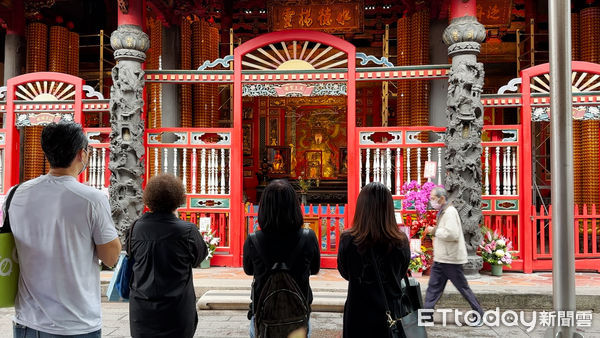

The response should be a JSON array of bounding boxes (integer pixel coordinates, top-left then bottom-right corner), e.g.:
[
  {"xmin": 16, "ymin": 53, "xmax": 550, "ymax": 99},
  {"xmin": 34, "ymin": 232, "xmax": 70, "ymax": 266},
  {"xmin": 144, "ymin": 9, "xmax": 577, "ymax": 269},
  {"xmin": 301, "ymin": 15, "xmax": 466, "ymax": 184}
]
[
  {"xmin": 401, "ymin": 181, "xmax": 439, "ymax": 238},
  {"xmin": 401, "ymin": 181, "xmax": 437, "ymax": 214},
  {"xmin": 479, "ymin": 227, "xmax": 515, "ymax": 267},
  {"xmin": 202, "ymin": 230, "xmax": 220, "ymax": 260},
  {"xmin": 409, "ymin": 245, "xmax": 433, "ymax": 274},
  {"xmin": 296, "ymin": 175, "xmax": 315, "ymax": 193},
  {"xmin": 408, "ymin": 211, "xmax": 438, "ymax": 239},
  {"xmin": 409, "ymin": 252, "xmax": 428, "ymax": 273}
]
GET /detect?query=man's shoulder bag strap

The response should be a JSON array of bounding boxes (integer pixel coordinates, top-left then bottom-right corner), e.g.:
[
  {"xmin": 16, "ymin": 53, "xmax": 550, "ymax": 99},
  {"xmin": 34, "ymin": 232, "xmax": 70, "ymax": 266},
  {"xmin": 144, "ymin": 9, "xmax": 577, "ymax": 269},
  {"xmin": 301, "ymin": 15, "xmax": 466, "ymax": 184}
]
[{"xmin": 1, "ymin": 184, "xmax": 21, "ymax": 234}]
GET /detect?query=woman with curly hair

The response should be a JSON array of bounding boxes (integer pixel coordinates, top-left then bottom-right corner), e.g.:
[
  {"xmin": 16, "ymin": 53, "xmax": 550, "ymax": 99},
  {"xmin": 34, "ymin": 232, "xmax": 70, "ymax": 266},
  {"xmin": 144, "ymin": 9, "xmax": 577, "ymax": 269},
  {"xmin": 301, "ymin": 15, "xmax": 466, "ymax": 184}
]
[{"xmin": 128, "ymin": 174, "xmax": 207, "ymax": 338}]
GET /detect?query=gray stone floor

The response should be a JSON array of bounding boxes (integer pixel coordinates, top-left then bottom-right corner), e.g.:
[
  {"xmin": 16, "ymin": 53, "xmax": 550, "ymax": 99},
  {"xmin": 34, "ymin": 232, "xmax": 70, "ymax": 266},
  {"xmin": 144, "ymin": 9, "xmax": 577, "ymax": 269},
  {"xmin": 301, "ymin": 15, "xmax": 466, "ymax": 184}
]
[{"xmin": 0, "ymin": 304, "xmax": 598, "ymax": 337}]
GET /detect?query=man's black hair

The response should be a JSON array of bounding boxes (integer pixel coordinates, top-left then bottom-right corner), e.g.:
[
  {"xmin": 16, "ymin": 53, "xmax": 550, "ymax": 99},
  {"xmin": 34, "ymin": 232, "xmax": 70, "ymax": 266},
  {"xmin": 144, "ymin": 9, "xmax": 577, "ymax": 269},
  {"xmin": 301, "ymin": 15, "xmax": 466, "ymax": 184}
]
[{"xmin": 41, "ymin": 122, "xmax": 88, "ymax": 168}]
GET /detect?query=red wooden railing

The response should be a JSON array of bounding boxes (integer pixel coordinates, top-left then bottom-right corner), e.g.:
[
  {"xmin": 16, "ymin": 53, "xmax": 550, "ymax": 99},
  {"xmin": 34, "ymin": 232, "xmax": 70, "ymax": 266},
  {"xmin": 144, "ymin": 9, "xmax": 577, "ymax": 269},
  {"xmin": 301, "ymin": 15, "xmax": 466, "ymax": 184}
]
[
  {"xmin": 143, "ymin": 128, "xmax": 239, "ymax": 267},
  {"xmin": 531, "ymin": 204, "xmax": 600, "ymax": 272},
  {"xmin": 244, "ymin": 203, "xmax": 347, "ymax": 268},
  {"xmin": 179, "ymin": 212, "xmax": 230, "ymax": 247},
  {"xmin": 83, "ymin": 127, "xmax": 111, "ymax": 190},
  {"xmin": 353, "ymin": 125, "xmax": 525, "ymax": 270}
]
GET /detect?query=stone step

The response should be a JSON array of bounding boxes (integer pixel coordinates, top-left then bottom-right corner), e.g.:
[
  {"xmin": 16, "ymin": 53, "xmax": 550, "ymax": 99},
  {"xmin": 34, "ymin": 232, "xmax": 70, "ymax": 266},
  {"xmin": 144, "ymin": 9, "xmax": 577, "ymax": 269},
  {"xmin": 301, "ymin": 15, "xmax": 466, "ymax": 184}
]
[
  {"xmin": 194, "ymin": 289, "xmax": 600, "ymax": 313},
  {"xmin": 197, "ymin": 290, "xmax": 347, "ymax": 312},
  {"xmin": 103, "ymin": 281, "xmax": 600, "ymax": 312}
]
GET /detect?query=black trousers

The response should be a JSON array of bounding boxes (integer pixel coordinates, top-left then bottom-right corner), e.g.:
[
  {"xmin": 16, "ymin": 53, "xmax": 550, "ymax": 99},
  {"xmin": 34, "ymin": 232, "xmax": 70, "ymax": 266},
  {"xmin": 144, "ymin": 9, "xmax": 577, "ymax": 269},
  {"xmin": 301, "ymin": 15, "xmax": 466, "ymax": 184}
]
[{"xmin": 424, "ymin": 262, "xmax": 484, "ymax": 315}]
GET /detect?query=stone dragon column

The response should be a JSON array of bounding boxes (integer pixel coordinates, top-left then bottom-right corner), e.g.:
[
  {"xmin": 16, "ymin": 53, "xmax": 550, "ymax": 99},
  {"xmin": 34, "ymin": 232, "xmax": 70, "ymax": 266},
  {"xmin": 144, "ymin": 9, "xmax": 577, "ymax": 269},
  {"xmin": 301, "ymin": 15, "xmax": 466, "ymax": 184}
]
[
  {"xmin": 442, "ymin": 1, "xmax": 486, "ymax": 277},
  {"xmin": 108, "ymin": 19, "xmax": 149, "ymax": 237}
]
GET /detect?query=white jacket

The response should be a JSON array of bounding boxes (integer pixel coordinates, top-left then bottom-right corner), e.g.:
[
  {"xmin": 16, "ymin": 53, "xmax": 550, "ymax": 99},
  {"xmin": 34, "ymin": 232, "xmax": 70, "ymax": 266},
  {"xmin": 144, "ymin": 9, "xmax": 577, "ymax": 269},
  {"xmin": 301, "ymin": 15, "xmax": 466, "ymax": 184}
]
[{"xmin": 431, "ymin": 205, "xmax": 468, "ymax": 264}]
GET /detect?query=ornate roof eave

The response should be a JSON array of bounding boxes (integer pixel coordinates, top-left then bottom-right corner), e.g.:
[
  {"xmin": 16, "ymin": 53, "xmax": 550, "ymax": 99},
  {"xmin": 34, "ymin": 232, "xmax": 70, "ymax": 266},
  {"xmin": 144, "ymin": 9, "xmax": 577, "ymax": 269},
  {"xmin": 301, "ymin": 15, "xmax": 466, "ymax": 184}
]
[
  {"xmin": 144, "ymin": 64, "xmax": 453, "ymax": 83},
  {"xmin": 24, "ymin": 0, "xmax": 55, "ymax": 18},
  {"xmin": 147, "ymin": 0, "xmax": 210, "ymax": 26}
]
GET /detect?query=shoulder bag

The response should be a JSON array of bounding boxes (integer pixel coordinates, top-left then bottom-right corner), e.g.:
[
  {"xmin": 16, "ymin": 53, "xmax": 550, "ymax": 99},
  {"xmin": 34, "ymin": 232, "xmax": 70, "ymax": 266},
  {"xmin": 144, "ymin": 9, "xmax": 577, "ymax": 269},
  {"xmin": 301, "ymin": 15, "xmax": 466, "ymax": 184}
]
[
  {"xmin": 370, "ymin": 250, "xmax": 427, "ymax": 338},
  {"xmin": 115, "ymin": 220, "xmax": 137, "ymax": 300},
  {"xmin": 0, "ymin": 184, "xmax": 21, "ymax": 308}
]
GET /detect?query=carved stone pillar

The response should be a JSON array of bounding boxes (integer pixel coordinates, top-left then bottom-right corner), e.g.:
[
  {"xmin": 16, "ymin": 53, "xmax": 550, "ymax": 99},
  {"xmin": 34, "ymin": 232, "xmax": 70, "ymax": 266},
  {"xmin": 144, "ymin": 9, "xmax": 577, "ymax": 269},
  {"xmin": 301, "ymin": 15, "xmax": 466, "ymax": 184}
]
[
  {"xmin": 108, "ymin": 24, "xmax": 149, "ymax": 237},
  {"xmin": 442, "ymin": 15, "xmax": 486, "ymax": 277}
]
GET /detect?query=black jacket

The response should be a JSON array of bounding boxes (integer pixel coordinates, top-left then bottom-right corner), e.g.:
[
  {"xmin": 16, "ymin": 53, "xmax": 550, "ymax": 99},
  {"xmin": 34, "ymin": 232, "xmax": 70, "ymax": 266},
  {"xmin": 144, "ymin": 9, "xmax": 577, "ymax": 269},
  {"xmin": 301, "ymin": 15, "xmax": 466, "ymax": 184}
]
[
  {"xmin": 128, "ymin": 212, "xmax": 207, "ymax": 338},
  {"xmin": 243, "ymin": 228, "xmax": 320, "ymax": 319},
  {"xmin": 337, "ymin": 232, "xmax": 410, "ymax": 338}
]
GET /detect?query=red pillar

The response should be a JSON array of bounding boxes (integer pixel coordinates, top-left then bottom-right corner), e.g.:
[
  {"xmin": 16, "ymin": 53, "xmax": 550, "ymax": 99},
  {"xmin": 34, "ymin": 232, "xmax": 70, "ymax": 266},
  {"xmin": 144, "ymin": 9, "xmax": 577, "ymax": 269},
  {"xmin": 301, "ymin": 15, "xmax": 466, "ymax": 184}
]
[
  {"xmin": 450, "ymin": 0, "xmax": 476, "ymax": 19},
  {"xmin": 346, "ymin": 47, "xmax": 357, "ymax": 229},
  {"xmin": 117, "ymin": 0, "xmax": 145, "ymax": 27},
  {"xmin": 3, "ymin": 1, "xmax": 25, "ymax": 191}
]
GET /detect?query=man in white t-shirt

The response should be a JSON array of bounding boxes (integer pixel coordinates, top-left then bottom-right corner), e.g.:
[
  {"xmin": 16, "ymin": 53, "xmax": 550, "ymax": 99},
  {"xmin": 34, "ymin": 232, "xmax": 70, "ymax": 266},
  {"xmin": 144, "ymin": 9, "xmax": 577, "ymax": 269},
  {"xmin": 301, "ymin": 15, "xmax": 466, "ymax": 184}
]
[{"xmin": 6, "ymin": 122, "xmax": 121, "ymax": 337}]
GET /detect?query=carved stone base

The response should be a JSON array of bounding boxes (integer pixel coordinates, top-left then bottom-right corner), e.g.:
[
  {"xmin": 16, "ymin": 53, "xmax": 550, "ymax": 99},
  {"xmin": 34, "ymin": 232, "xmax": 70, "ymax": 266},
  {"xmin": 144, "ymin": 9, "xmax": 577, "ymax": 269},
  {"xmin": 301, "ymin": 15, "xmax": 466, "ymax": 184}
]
[{"xmin": 463, "ymin": 254, "xmax": 483, "ymax": 280}]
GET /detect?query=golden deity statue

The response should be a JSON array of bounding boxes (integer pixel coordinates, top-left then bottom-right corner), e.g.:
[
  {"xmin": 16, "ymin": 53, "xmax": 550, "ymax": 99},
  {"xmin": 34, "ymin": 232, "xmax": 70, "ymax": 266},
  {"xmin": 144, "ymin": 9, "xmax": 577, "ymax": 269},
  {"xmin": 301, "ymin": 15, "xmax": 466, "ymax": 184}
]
[
  {"xmin": 272, "ymin": 150, "xmax": 285, "ymax": 172},
  {"xmin": 309, "ymin": 129, "xmax": 336, "ymax": 178}
]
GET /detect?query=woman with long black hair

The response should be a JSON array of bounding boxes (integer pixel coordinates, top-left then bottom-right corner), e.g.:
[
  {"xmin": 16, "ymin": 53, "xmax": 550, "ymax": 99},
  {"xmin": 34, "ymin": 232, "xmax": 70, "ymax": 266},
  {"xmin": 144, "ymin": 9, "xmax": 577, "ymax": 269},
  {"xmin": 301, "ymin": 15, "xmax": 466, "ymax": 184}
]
[
  {"xmin": 243, "ymin": 179, "xmax": 320, "ymax": 338},
  {"xmin": 338, "ymin": 182, "xmax": 411, "ymax": 338}
]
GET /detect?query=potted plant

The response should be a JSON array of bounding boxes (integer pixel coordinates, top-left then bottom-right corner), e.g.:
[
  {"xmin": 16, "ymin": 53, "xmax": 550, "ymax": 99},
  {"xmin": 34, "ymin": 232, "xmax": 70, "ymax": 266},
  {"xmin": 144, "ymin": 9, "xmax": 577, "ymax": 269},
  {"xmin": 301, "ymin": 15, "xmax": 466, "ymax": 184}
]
[
  {"xmin": 409, "ymin": 248, "xmax": 429, "ymax": 277},
  {"xmin": 201, "ymin": 230, "xmax": 220, "ymax": 269},
  {"xmin": 478, "ymin": 227, "xmax": 515, "ymax": 276},
  {"xmin": 296, "ymin": 174, "xmax": 317, "ymax": 205}
]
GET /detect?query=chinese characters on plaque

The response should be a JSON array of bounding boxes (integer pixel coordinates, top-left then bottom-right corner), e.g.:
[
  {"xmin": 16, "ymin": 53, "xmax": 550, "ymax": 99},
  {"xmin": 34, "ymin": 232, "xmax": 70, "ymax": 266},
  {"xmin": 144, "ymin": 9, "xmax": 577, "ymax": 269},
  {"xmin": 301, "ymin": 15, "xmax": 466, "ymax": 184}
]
[
  {"xmin": 268, "ymin": 0, "xmax": 364, "ymax": 33},
  {"xmin": 476, "ymin": 0, "xmax": 512, "ymax": 27}
]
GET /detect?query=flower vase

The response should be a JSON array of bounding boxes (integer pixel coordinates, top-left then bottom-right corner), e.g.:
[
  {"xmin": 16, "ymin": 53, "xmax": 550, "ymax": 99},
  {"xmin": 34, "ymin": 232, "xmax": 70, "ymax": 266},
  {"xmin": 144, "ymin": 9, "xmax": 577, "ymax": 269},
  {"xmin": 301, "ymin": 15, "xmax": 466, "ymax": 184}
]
[
  {"xmin": 491, "ymin": 264, "xmax": 503, "ymax": 276},
  {"xmin": 411, "ymin": 270, "xmax": 423, "ymax": 278},
  {"xmin": 301, "ymin": 193, "xmax": 307, "ymax": 205},
  {"xmin": 200, "ymin": 258, "xmax": 211, "ymax": 269}
]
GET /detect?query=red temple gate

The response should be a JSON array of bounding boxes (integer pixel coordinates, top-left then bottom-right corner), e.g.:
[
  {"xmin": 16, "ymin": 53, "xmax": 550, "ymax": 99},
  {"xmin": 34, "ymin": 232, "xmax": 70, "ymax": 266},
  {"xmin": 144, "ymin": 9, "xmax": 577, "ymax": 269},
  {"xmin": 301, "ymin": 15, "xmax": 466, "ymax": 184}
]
[{"xmin": 1, "ymin": 31, "xmax": 600, "ymax": 271}]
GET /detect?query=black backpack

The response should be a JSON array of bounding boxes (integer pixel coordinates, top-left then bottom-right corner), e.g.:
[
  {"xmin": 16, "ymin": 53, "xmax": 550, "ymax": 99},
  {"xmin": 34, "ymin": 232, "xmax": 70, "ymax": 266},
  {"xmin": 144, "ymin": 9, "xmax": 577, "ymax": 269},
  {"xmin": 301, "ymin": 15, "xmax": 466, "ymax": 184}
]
[{"xmin": 250, "ymin": 229, "xmax": 310, "ymax": 338}]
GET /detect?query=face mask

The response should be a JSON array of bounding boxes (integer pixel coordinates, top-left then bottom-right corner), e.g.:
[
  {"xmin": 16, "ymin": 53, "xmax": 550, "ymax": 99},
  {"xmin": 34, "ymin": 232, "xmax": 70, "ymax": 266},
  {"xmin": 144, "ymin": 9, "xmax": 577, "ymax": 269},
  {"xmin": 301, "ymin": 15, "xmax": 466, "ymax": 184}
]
[
  {"xmin": 431, "ymin": 199, "xmax": 442, "ymax": 210},
  {"xmin": 77, "ymin": 148, "xmax": 89, "ymax": 175}
]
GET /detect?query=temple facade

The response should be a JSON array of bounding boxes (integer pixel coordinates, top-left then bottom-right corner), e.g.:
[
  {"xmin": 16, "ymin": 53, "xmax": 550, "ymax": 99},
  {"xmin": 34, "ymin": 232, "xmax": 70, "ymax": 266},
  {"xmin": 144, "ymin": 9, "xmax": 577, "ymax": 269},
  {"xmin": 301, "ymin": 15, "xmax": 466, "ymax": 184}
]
[{"xmin": 1, "ymin": 0, "xmax": 600, "ymax": 272}]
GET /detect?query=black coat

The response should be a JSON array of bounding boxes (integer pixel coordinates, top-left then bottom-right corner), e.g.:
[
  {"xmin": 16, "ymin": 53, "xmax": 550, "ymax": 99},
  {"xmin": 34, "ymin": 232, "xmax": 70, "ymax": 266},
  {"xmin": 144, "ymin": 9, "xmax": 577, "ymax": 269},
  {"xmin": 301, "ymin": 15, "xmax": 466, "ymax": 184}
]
[
  {"xmin": 337, "ymin": 232, "xmax": 411, "ymax": 338},
  {"xmin": 128, "ymin": 212, "xmax": 207, "ymax": 338},
  {"xmin": 243, "ymin": 228, "xmax": 320, "ymax": 319}
]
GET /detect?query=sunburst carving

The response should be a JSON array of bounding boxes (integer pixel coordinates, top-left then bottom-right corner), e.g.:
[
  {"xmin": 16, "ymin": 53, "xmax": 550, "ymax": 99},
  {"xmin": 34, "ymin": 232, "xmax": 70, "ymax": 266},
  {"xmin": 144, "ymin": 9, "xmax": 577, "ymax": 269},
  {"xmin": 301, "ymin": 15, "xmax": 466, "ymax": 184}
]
[
  {"xmin": 530, "ymin": 72, "xmax": 600, "ymax": 94},
  {"xmin": 16, "ymin": 81, "xmax": 75, "ymax": 101},
  {"xmin": 242, "ymin": 41, "xmax": 347, "ymax": 71}
]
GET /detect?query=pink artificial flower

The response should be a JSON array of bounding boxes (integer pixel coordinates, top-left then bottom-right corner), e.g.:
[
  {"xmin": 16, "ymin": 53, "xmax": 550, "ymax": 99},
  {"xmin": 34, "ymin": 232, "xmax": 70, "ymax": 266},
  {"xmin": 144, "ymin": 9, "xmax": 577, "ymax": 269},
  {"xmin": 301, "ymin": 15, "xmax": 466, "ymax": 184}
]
[{"xmin": 506, "ymin": 241, "xmax": 513, "ymax": 251}]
